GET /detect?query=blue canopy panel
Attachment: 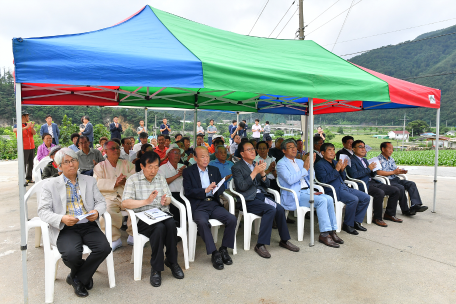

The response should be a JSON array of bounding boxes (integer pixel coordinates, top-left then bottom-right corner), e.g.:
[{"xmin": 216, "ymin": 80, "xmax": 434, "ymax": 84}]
[
  {"xmin": 12, "ymin": 6, "xmax": 203, "ymax": 87},
  {"xmin": 361, "ymin": 101, "xmax": 418, "ymax": 110}
]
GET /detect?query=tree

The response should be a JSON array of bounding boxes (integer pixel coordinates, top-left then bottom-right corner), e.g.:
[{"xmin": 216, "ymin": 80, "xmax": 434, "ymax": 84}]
[
  {"xmin": 440, "ymin": 126, "xmax": 450, "ymax": 134},
  {"xmin": 275, "ymin": 130, "xmax": 284, "ymax": 137},
  {"xmin": 337, "ymin": 126, "xmax": 344, "ymax": 134},
  {"xmin": 59, "ymin": 115, "xmax": 79, "ymax": 146},
  {"xmin": 325, "ymin": 130, "xmax": 335, "ymax": 141},
  {"xmin": 406, "ymin": 120, "xmax": 429, "ymax": 135}
]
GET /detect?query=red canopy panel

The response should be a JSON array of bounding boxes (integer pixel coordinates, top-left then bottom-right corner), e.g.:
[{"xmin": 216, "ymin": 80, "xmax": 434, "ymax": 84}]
[
  {"xmin": 312, "ymin": 99, "xmax": 364, "ymax": 115},
  {"xmin": 21, "ymin": 83, "xmax": 120, "ymax": 106}
]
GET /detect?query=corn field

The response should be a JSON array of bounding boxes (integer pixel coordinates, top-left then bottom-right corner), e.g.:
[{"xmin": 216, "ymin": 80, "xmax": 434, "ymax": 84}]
[{"xmin": 367, "ymin": 150, "xmax": 456, "ymax": 167}]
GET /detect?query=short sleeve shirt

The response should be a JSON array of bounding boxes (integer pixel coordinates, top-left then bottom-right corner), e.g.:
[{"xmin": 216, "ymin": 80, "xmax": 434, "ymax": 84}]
[
  {"xmin": 207, "ymin": 125, "xmax": 217, "ymax": 137},
  {"xmin": 160, "ymin": 124, "xmax": 170, "ymax": 135},
  {"xmin": 252, "ymin": 124, "xmax": 262, "ymax": 138},
  {"xmin": 378, "ymin": 153, "xmax": 398, "ymax": 179}
]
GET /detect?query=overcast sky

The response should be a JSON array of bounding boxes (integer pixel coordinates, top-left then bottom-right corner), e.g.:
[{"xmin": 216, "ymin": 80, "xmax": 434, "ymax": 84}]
[{"xmin": 1, "ymin": 0, "xmax": 455, "ymax": 71}]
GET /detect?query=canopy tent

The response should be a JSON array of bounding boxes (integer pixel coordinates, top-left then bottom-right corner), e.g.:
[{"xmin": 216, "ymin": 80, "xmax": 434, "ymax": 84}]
[{"xmin": 12, "ymin": 5, "xmax": 441, "ymax": 303}]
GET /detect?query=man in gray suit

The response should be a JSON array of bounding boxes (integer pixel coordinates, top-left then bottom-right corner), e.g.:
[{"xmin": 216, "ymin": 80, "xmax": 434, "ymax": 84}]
[
  {"xmin": 231, "ymin": 141, "xmax": 299, "ymax": 259},
  {"xmin": 38, "ymin": 148, "xmax": 111, "ymax": 298}
]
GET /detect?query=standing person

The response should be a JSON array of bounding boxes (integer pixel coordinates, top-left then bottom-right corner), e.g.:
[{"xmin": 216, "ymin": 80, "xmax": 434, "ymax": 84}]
[
  {"xmin": 229, "ymin": 120, "xmax": 237, "ymax": 144},
  {"xmin": 13, "ymin": 110, "xmax": 36, "ymax": 184},
  {"xmin": 239, "ymin": 120, "xmax": 248, "ymax": 138},
  {"xmin": 69, "ymin": 133, "xmax": 80, "ymax": 152},
  {"xmin": 137, "ymin": 120, "xmax": 147, "ymax": 139},
  {"xmin": 252, "ymin": 119, "xmax": 263, "ymax": 143},
  {"xmin": 207, "ymin": 119, "xmax": 217, "ymax": 147},
  {"xmin": 160, "ymin": 118, "xmax": 171, "ymax": 135},
  {"xmin": 263, "ymin": 121, "xmax": 271, "ymax": 141},
  {"xmin": 314, "ymin": 126, "xmax": 326, "ymax": 141},
  {"xmin": 40, "ymin": 114, "xmax": 60, "ymax": 145},
  {"xmin": 37, "ymin": 133, "xmax": 56, "ymax": 161},
  {"xmin": 79, "ymin": 116, "xmax": 94, "ymax": 148},
  {"xmin": 196, "ymin": 121, "xmax": 204, "ymax": 135},
  {"xmin": 109, "ymin": 116, "xmax": 123, "ymax": 140}
]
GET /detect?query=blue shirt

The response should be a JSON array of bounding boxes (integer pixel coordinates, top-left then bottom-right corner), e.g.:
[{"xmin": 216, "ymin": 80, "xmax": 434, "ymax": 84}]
[
  {"xmin": 197, "ymin": 166, "xmax": 212, "ymax": 197},
  {"xmin": 378, "ymin": 153, "xmax": 398, "ymax": 179},
  {"xmin": 160, "ymin": 124, "xmax": 170, "ymax": 135},
  {"xmin": 68, "ymin": 144, "xmax": 79, "ymax": 152},
  {"xmin": 239, "ymin": 124, "xmax": 248, "ymax": 137},
  {"xmin": 209, "ymin": 159, "xmax": 234, "ymax": 188}
]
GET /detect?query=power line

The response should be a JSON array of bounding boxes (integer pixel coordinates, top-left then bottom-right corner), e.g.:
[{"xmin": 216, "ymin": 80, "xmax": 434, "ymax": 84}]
[
  {"xmin": 249, "ymin": 0, "xmax": 271, "ymax": 35},
  {"xmin": 331, "ymin": 0, "xmax": 355, "ymax": 52},
  {"xmin": 402, "ymin": 71, "xmax": 456, "ymax": 80},
  {"xmin": 276, "ymin": 7, "xmax": 299, "ymax": 38},
  {"xmin": 325, "ymin": 17, "xmax": 456, "ymax": 46},
  {"xmin": 306, "ymin": 0, "xmax": 364, "ymax": 37},
  {"xmin": 307, "ymin": 0, "xmax": 341, "ymax": 26},
  {"xmin": 268, "ymin": 1, "xmax": 296, "ymax": 38},
  {"xmin": 340, "ymin": 31, "xmax": 456, "ymax": 57}
]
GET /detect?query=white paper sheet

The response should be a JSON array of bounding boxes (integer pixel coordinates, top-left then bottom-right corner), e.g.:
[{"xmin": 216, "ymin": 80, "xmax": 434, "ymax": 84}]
[
  {"xmin": 212, "ymin": 177, "xmax": 226, "ymax": 194},
  {"xmin": 76, "ymin": 212, "xmax": 95, "ymax": 221},
  {"xmin": 339, "ymin": 154, "xmax": 352, "ymax": 167},
  {"xmin": 368, "ymin": 157, "xmax": 382, "ymax": 172},
  {"xmin": 136, "ymin": 208, "xmax": 172, "ymax": 225},
  {"xmin": 365, "ymin": 145, "xmax": 373, "ymax": 153}
]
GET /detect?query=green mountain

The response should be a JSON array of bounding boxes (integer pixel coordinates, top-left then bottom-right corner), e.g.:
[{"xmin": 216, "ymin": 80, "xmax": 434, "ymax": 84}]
[{"xmin": 325, "ymin": 24, "xmax": 456, "ymax": 127}]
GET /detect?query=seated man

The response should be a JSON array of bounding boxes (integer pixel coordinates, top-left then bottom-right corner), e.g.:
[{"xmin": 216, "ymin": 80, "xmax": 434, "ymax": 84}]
[
  {"xmin": 154, "ymin": 135, "xmax": 169, "ymax": 165},
  {"xmin": 157, "ymin": 144, "xmax": 187, "ymax": 226},
  {"xmin": 307, "ymin": 136, "xmax": 324, "ymax": 164},
  {"xmin": 336, "ymin": 136, "xmax": 354, "ymax": 160},
  {"xmin": 182, "ymin": 137, "xmax": 194, "ymax": 156},
  {"xmin": 76, "ymin": 136, "xmax": 104, "ymax": 176},
  {"xmin": 295, "ymin": 139, "xmax": 306, "ymax": 160},
  {"xmin": 254, "ymin": 141, "xmax": 278, "ymax": 191},
  {"xmin": 268, "ymin": 137, "xmax": 285, "ymax": 162},
  {"xmin": 122, "ymin": 151, "xmax": 184, "ymax": 287},
  {"xmin": 42, "ymin": 145, "xmax": 62, "ymax": 180},
  {"xmin": 196, "ymin": 134, "xmax": 209, "ymax": 149},
  {"xmin": 347, "ymin": 140, "xmax": 401, "ymax": 227},
  {"xmin": 209, "ymin": 144, "xmax": 234, "ymax": 189},
  {"xmin": 210, "ymin": 137, "xmax": 230, "ymax": 160},
  {"xmin": 119, "ymin": 137, "xmax": 133, "ymax": 162},
  {"xmin": 132, "ymin": 132, "xmax": 149, "ymax": 159},
  {"xmin": 232, "ymin": 141, "xmax": 299, "ymax": 258},
  {"xmin": 93, "ymin": 140, "xmax": 136, "ymax": 251},
  {"xmin": 376, "ymin": 142, "xmax": 428, "ymax": 215},
  {"xmin": 182, "ymin": 146, "xmax": 236, "ymax": 270},
  {"xmin": 277, "ymin": 139, "xmax": 342, "ymax": 248},
  {"xmin": 315, "ymin": 143, "xmax": 370, "ymax": 235},
  {"xmin": 38, "ymin": 148, "xmax": 111, "ymax": 298},
  {"xmin": 164, "ymin": 135, "xmax": 171, "ymax": 148},
  {"xmin": 230, "ymin": 134, "xmax": 241, "ymax": 155}
]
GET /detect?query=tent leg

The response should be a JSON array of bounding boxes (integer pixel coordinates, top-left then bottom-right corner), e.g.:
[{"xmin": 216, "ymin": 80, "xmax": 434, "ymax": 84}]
[
  {"xmin": 16, "ymin": 83, "xmax": 28, "ymax": 303},
  {"xmin": 183, "ymin": 110, "xmax": 186, "ymax": 134},
  {"xmin": 308, "ymin": 98, "xmax": 314, "ymax": 247},
  {"xmin": 193, "ymin": 108, "xmax": 198, "ymax": 148},
  {"xmin": 144, "ymin": 108, "xmax": 148, "ymax": 134},
  {"xmin": 300, "ymin": 115, "xmax": 307, "ymax": 151},
  {"xmin": 432, "ymin": 108, "xmax": 440, "ymax": 213}
]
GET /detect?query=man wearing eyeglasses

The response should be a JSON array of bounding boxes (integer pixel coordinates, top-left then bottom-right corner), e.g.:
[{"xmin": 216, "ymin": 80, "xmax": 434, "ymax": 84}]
[
  {"xmin": 347, "ymin": 140, "xmax": 402, "ymax": 227},
  {"xmin": 93, "ymin": 141, "xmax": 136, "ymax": 251}
]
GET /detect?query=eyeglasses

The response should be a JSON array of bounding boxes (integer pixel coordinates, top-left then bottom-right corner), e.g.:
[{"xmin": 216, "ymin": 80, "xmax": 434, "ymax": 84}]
[
  {"xmin": 108, "ymin": 147, "xmax": 120, "ymax": 151},
  {"xmin": 169, "ymin": 151, "xmax": 180, "ymax": 154},
  {"xmin": 244, "ymin": 148, "xmax": 255, "ymax": 152},
  {"xmin": 286, "ymin": 146, "xmax": 297, "ymax": 150},
  {"xmin": 356, "ymin": 145, "xmax": 366, "ymax": 149},
  {"xmin": 62, "ymin": 159, "xmax": 78, "ymax": 165}
]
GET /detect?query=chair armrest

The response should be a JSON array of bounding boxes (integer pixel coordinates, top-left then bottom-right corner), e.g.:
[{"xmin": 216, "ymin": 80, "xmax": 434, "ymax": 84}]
[
  {"xmin": 344, "ymin": 180, "xmax": 359, "ymax": 190},
  {"xmin": 170, "ymin": 197, "xmax": 187, "ymax": 229},
  {"xmin": 346, "ymin": 176, "xmax": 367, "ymax": 194},
  {"xmin": 314, "ymin": 179, "xmax": 338, "ymax": 202},
  {"xmin": 180, "ymin": 189, "xmax": 194, "ymax": 224},
  {"xmin": 229, "ymin": 180, "xmax": 248, "ymax": 213},
  {"xmin": 313, "ymin": 185, "xmax": 324, "ymax": 193},
  {"xmin": 374, "ymin": 176, "xmax": 390, "ymax": 185},
  {"xmin": 222, "ymin": 192, "xmax": 235, "ymax": 215},
  {"xmin": 126, "ymin": 209, "xmax": 139, "ymax": 238},
  {"xmin": 40, "ymin": 220, "xmax": 52, "ymax": 252},
  {"xmin": 277, "ymin": 183, "xmax": 300, "ymax": 210},
  {"xmin": 266, "ymin": 188, "xmax": 281, "ymax": 205},
  {"xmin": 101, "ymin": 211, "xmax": 112, "ymax": 245},
  {"xmin": 398, "ymin": 174, "xmax": 408, "ymax": 180}
]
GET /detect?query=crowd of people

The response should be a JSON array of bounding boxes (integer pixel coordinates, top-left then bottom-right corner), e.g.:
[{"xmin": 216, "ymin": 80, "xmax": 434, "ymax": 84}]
[{"xmin": 16, "ymin": 111, "xmax": 428, "ymax": 298}]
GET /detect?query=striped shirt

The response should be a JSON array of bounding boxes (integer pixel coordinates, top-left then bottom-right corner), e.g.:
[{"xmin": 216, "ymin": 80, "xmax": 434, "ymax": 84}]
[
  {"xmin": 122, "ymin": 171, "xmax": 171, "ymax": 213},
  {"xmin": 63, "ymin": 175, "xmax": 88, "ymax": 219}
]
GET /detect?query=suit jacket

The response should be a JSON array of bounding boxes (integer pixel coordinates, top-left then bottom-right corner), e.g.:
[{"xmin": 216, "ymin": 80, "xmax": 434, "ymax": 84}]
[
  {"xmin": 336, "ymin": 148, "xmax": 353, "ymax": 161},
  {"xmin": 182, "ymin": 164, "xmax": 225, "ymax": 208},
  {"xmin": 314, "ymin": 150, "xmax": 322, "ymax": 164},
  {"xmin": 109, "ymin": 122, "xmax": 123, "ymax": 139},
  {"xmin": 40, "ymin": 123, "xmax": 60, "ymax": 144},
  {"xmin": 38, "ymin": 173, "xmax": 106, "ymax": 246},
  {"xmin": 314, "ymin": 158, "xmax": 347, "ymax": 200},
  {"xmin": 346, "ymin": 154, "xmax": 377, "ymax": 191},
  {"xmin": 82, "ymin": 122, "xmax": 94, "ymax": 142},
  {"xmin": 231, "ymin": 159, "xmax": 270, "ymax": 201},
  {"xmin": 276, "ymin": 157, "xmax": 310, "ymax": 211}
]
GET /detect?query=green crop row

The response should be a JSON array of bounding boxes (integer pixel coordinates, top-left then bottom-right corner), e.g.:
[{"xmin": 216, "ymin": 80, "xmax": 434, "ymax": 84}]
[{"xmin": 366, "ymin": 150, "xmax": 456, "ymax": 167}]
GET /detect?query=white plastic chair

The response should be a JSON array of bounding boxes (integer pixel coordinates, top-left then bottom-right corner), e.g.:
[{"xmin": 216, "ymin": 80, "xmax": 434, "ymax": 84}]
[
  {"xmin": 127, "ymin": 197, "xmax": 189, "ymax": 281},
  {"xmin": 314, "ymin": 177, "xmax": 345, "ymax": 233},
  {"xmin": 276, "ymin": 179, "xmax": 325, "ymax": 241},
  {"xmin": 374, "ymin": 175, "xmax": 411, "ymax": 208},
  {"xmin": 345, "ymin": 171, "xmax": 373, "ymax": 225},
  {"xmin": 180, "ymin": 188, "xmax": 237, "ymax": 262},
  {"xmin": 32, "ymin": 156, "xmax": 51, "ymax": 182},
  {"xmin": 40, "ymin": 212, "xmax": 115, "ymax": 303}
]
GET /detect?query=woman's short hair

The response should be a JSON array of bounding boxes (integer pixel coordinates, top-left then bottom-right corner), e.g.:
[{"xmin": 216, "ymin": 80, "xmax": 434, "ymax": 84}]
[{"xmin": 41, "ymin": 132, "xmax": 51, "ymax": 140}]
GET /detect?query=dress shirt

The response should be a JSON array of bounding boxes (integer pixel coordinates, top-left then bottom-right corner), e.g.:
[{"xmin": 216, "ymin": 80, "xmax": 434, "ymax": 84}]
[
  {"xmin": 47, "ymin": 124, "xmax": 54, "ymax": 138},
  {"xmin": 119, "ymin": 147, "xmax": 132, "ymax": 162},
  {"xmin": 344, "ymin": 148, "xmax": 354, "ymax": 155},
  {"xmin": 68, "ymin": 144, "xmax": 79, "ymax": 152},
  {"xmin": 252, "ymin": 124, "xmax": 261, "ymax": 138},
  {"xmin": 357, "ymin": 155, "xmax": 367, "ymax": 168},
  {"xmin": 198, "ymin": 166, "xmax": 212, "ymax": 197},
  {"xmin": 263, "ymin": 125, "xmax": 271, "ymax": 133},
  {"xmin": 196, "ymin": 126, "xmax": 204, "ymax": 134},
  {"xmin": 158, "ymin": 161, "xmax": 185, "ymax": 192},
  {"xmin": 254, "ymin": 154, "xmax": 276, "ymax": 180},
  {"xmin": 76, "ymin": 148, "xmax": 104, "ymax": 171},
  {"xmin": 314, "ymin": 150, "xmax": 323, "ymax": 158},
  {"xmin": 378, "ymin": 153, "xmax": 398, "ymax": 179},
  {"xmin": 63, "ymin": 175, "xmax": 88, "ymax": 223},
  {"xmin": 230, "ymin": 142, "xmax": 238, "ymax": 155},
  {"xmin": 288, "ymin": 157, "xmax": 307, "ymax": 188},
  {"xmin": 132, "ymin": 142, "xmax": 143, "ymax": 153},
  {"xmin": 209, "ymin": 159, "xmax": 234, "ymax": 188}
]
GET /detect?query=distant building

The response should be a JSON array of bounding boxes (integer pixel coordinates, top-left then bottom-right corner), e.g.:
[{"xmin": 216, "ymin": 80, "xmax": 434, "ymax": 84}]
[
  {"xmin": 445, "ymin": 130, "xmax": 456, "ymax": 136},
  {"xmin": 420, "ymin": 132, "xmax": 436, "ymax": 137},
  {"xmin": 388, "ymin": 130, "xmax": 410, "ymax": 141}
]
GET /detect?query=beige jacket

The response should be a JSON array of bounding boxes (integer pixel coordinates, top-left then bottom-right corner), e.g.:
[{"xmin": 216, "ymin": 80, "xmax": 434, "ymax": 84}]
[{"xmin": 93, "ymin": 159, "xmax": 136, "ymax": 201}]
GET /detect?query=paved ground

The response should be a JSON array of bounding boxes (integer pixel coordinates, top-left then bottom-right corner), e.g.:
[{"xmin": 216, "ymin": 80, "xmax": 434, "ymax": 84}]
[{"xmin": 0, "ymin": 160, "xmax": 455, "ymax": 303}]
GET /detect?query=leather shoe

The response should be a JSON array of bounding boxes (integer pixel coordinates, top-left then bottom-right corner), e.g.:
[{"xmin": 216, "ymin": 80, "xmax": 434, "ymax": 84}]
[
  {"xmin": 279, "ymin": 240, "xmax": 300, "ymax": 252},
  {"xmin": 329, "ymin": 231, "xmax": 344, "ymax": 244},
  {"xmin": 354, "ymin": 221, "xmax": 367, "ymax": 231},
  {"xmin": 411, "ymin": 204, "xmax": 428, "ymax": 212},
  {"xmin": 67, "ymin": 274, "xmax": 93, "ymax": 291},
  {"xmin": 318, "ymin": 234, "xmax": 339, "ymax": 248},
  {"xmin": 342, "ymin": 223, "xmax": 359, "ymax": 235},
  {"xmin": 402, "ymin": 209, "xmax": 416, "ymax": 216},
  {"xmin": 66, "ymin": 275, "xmax": 88, "ymax": 297},
  {"xmin": 164, "ymin": 258, "xmax": 184, "ymax": 279},
  {"xmin": 373, "ymin": 218, "xmax": 388, "ymax": 227},
  {"xmin": 384, "ymin": 213, "xmax": 403, "ymax": 223},
  {"xmin": 211, "ymin": 251, "xmax": 224, "ymax": 270},
  {"xmin": 286, "ymin": 217, "xmax": 296, "ymax": 224},
  {"xmin": 219, "ymin": 247, "xmax": 233, "ymax": 265},
  {"xmin": 254, "ymin": 245, "xmax": 271, "ymax": 258},
  {"xmin": 150, "ymin": 270, "xmax": 161, "ymax": 287}
]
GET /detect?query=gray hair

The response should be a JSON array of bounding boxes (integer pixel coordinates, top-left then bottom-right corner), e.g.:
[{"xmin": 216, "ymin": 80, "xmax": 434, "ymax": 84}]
[
  {"xmin": 281, "ymin": 138, "xmax": 297, "ymax": 151},
  {"xmin": 54, "ymin": 148, "xmax": 78, "ymax": 166},
  {"xmin": 103, "ymin": 140, "xmax": 119, "ymax": 149},
  {"xmin": 215, "ymin": 145, "xmax": 227, "ymax": 153}
]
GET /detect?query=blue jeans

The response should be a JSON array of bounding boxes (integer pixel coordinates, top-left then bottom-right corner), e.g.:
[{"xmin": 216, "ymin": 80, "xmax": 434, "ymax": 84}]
[
  {"xmin": 299, "ymin": 190, "xmax": 337, "ymax": 233},
  {"xmin": 208, "ymin": 137, "xmax": 213, "ymax": 147}
]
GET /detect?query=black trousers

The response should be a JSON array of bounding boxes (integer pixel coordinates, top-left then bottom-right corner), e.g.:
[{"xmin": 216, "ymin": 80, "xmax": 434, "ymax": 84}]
[
  {"xmin": 171, "ymin": 192, "xmax": 186, "ymax": 227},
  {"xmin": 369, "ymin": 182, "xmax": 400, "ymax": 219},
  {"xmin": 192, "ymin": 200, "xmax": 236, "ymax": 254},
  {"xmin": 56, "ymin": 222, "xmax": 111, "ymax": 286},
  {"xmin": 389, "ymin": 177, "xmax": 422, "ymax": 209},
  {"xmin": 137, "ymin": 217, "xmax": 178, "ymax": 271},
  {"xmin": 23, "ymin": 148, "xmax": 35, "ymax": 180},
  {"xmin": 246, "ymin": 192, "xmax": 290, "ymax": 245},
  {"xmin": 52, "ymin": 138, "xmax": 57, "ymax": 145}
]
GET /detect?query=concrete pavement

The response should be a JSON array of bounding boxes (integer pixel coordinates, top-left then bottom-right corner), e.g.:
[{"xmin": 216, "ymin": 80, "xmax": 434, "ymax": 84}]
[{"xmin": 0, "ymin": 160, "xmax": 455, "ymax": 303}]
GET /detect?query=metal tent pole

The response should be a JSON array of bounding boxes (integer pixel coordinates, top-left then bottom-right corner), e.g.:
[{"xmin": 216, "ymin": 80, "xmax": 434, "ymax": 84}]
[
  {"xmin": 193, "ymin": 109, "xmax": 198, "ymax": 148},
  {"xmin": 432, "ymin": 108, "xmax": 440, "ymax": 213},
  {"xmin": 308, "ymin": 98, "xmax": 314, "ymax": 247},
  {"xmin": 183, "ymin": 110, "xmax": 186, "ymax": 134},
  {"xmin": 16, "ymin": 83, "xmax": 28, "ymax": 303},
  {"xmin": 144, "ymin": 108, "xmax": 148, "ymax": 134},
  {"xmin": 300, "ymin": 115, "xmax": 307, "ymax": 150}
]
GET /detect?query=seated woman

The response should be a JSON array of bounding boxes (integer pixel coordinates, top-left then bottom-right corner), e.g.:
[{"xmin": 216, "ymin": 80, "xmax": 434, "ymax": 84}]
[
  {"xmin": 42, "ymin": 146, "xmax": 62, "ymax": 179},
  {"xmin": 37, "ymin": 133, "xmax": 56, "ymax": 161},
  {"xmin": 97, "ymin": 137, "xmax": 108, "ymax": 156}
]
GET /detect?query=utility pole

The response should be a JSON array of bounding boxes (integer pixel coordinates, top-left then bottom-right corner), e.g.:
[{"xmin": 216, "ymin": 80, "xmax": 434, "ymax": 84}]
[
  {"xmin": 182, "ymin": 110, "xmax": 186, "ymax": 134},
  {"xmin": 298, "ymin": 0, "xmax": 305, "ymax": 40}
]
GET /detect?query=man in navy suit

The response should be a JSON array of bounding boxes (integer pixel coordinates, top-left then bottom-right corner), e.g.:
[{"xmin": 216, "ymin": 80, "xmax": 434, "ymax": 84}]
[
  {"xmin": 315, "ymin": 143, "xmax": 370, "ymax": 235},
  {"xmin": 80, "ymin": 116, "xmax": 94, "ymax": 148},
  {"xmin": 347, "ymin": 140, "xmax": 401, "ymax": 227},
  {"xmin": 336, "ymin": 136, "xmax": 354, "ymax": 160},
  {"xmin": 109, "ymin": 116, "xmax": 123, "ymax": 140},
  {"xmin": 182, "ymin": 146, "xmax": 236, "ymax": 270},
  {"xmin": 40, "ymin": 114, "xmax": 60, "ymax": 145}
]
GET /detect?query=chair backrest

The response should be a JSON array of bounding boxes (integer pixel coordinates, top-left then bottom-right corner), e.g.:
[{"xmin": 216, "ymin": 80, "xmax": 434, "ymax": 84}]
[
  {"xmin": 24, "ymin": 179, "xmax": 48, "ymax": 221},
  {"xmin": 33, "ymin": 156, "xmax": 51, "ymax": 182},
  {"xmin": 345, "ymin": 169, "xmax": 366, "ymax": 193},
  {"xmin": 276, "ymin": 178, "xmax": 300, "ymax": 210},
  {"xmin": 228, "ymin": 180, "xmax": 248, "ymax": 212},
  {"xmin": 179, "ymin": 188, "xmax": 194, "ymax": 224},
  {"xmin": 314, "ymin": 176, "xmax": 339, "ymax": 203}
]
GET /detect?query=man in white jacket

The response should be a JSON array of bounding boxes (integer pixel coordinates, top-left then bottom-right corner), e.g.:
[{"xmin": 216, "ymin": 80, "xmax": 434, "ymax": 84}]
[{"xmin": 94, "ymin": 140, "xmax": 136, "ymax": 251}]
